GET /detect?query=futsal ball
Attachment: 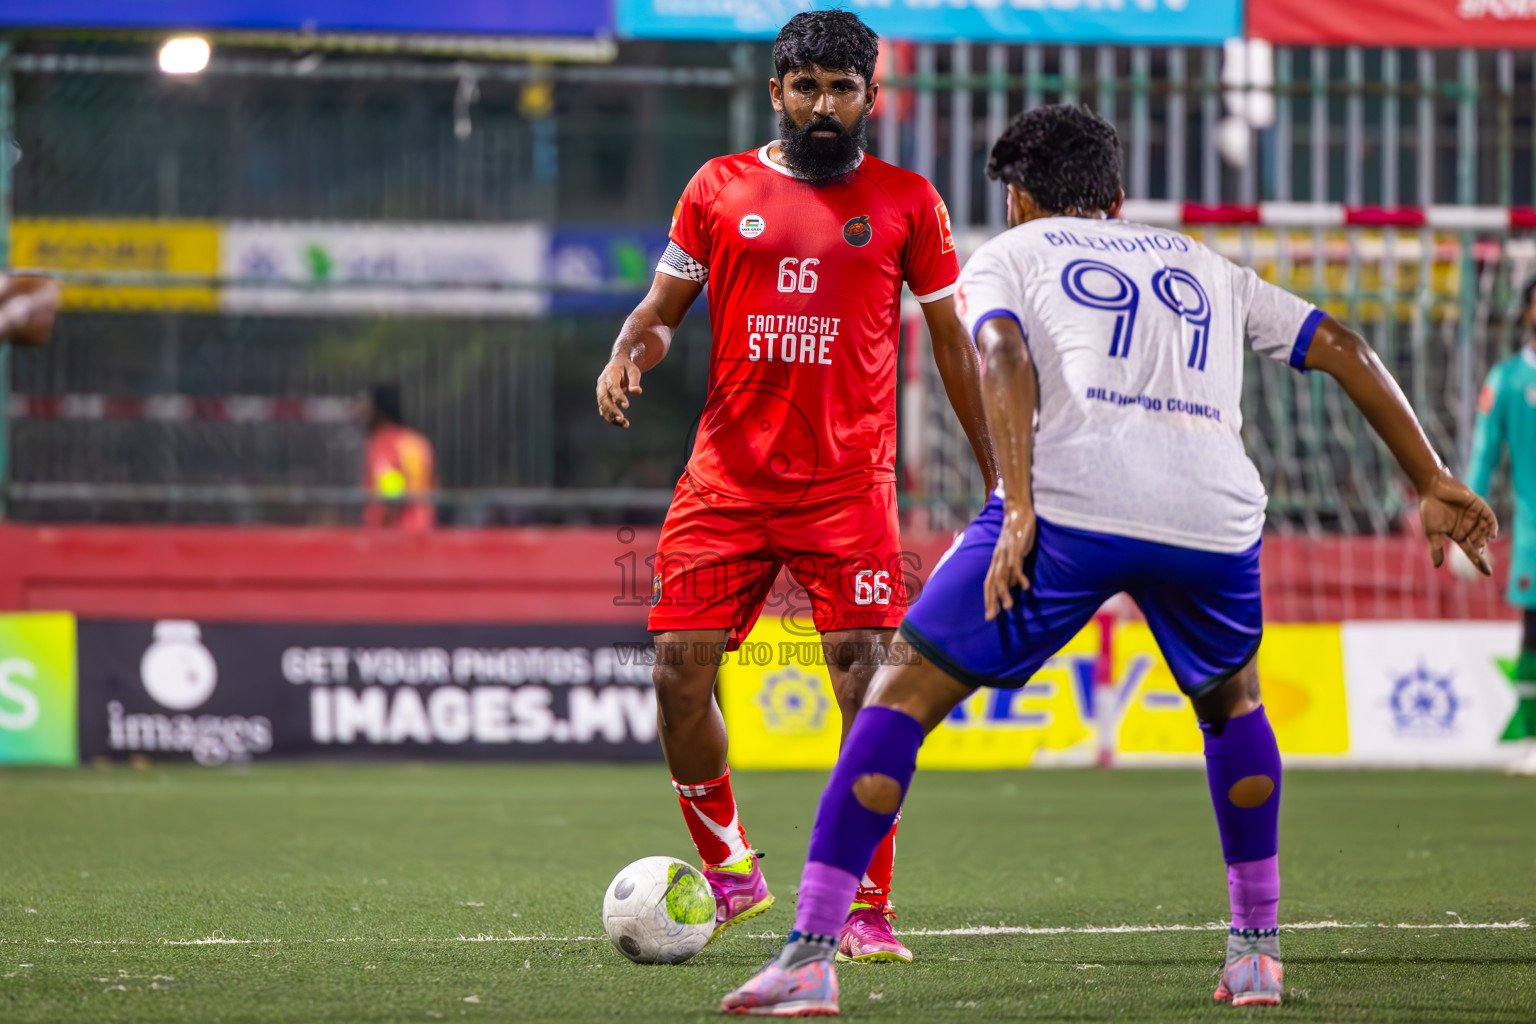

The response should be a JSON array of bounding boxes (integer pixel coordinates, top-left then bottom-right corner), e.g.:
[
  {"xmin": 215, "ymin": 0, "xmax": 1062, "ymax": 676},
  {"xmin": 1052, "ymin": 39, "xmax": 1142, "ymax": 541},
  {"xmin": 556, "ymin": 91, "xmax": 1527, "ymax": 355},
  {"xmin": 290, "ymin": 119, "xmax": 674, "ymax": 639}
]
[{"xmin": 602, "ymin": 856, "xmax": 716, "ymax": 964}]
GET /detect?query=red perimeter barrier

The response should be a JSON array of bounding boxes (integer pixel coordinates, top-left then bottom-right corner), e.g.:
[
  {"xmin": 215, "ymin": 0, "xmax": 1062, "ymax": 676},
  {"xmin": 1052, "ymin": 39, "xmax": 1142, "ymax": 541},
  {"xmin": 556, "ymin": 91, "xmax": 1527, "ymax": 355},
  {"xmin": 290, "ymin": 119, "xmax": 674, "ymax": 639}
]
[{"xmin": 0, "ymin": 525, "xmax": 1516, "ymax": 625}]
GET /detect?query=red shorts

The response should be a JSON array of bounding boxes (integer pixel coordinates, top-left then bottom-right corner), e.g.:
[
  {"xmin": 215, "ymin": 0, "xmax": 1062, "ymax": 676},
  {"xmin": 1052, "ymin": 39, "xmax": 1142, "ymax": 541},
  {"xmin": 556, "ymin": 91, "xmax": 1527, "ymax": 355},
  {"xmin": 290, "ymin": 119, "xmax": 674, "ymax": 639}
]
[{"xmin": 648, "ymin": 474, "xmax": 909, "ymax": 649}]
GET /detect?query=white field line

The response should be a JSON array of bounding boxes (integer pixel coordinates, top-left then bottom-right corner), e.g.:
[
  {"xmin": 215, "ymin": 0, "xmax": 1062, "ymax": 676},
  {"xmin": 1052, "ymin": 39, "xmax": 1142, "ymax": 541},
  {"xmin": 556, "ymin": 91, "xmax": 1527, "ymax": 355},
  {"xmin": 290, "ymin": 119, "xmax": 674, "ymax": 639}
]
[
  {"xmin": 885, "ymin": 920, "xmax": 1531, "ymax": 938},
  {"xmin": 3, "ymin": 919, "xmax": 1526, "ymax": 947}
]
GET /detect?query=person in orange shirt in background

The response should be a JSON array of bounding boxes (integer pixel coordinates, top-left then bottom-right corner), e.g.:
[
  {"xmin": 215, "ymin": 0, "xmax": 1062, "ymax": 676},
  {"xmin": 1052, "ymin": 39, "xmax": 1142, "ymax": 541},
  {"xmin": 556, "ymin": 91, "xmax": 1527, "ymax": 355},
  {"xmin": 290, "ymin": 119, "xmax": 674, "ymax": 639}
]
[{"xmin": 363, "ymin": 383, "xmax": 436, "ymax": 530}]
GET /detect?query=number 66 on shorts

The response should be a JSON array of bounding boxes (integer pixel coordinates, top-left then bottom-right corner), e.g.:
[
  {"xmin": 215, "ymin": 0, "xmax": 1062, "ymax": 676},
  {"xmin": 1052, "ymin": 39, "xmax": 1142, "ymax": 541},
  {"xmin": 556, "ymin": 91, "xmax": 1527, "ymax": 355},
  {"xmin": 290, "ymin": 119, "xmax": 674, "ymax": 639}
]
[{"xmin": 853, "ymin": 569, "xmax": 892, "ymax": 606}]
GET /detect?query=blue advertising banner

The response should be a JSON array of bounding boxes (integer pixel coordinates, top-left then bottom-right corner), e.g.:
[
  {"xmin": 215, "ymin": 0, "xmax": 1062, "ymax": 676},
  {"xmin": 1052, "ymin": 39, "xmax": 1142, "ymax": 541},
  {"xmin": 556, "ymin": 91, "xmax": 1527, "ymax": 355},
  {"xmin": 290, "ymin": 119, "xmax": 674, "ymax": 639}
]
[
  {"xmin": 0, "ymin": 1, "xmax": 611, "ymax": 36},
  {"xmin": 550, "ymin": 228, "xmax": 672, "ymax": 314},
  {"xmin": 618, "ymin": 0, "xmax": 1240, "ymax": 43}
]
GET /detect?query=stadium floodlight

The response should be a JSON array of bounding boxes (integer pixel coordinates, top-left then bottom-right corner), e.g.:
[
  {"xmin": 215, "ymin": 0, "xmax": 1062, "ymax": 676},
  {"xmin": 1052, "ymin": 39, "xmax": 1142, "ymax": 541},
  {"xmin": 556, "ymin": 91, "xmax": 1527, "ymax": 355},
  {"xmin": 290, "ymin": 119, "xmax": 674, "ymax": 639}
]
[{"xmin": 159, "ymin": 36, "xmax": 211, "ymax": 75}]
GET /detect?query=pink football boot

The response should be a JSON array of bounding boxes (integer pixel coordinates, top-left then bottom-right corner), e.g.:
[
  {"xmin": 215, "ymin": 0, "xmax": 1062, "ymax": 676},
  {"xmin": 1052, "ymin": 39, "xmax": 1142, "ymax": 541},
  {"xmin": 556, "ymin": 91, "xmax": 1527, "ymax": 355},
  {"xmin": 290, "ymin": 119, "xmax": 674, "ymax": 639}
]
[
  {"xmin": 836, "ymin": 903, "xmax": 912, "ymax": 964},
  {"xmin": 1213, "ymin": 929, "xmax": 1283, "ymax": 1006},
  {"xmin": 721, "ymin": 954, "xmax": 838, "ymax": 1016},
  {"xmin": 704, "ymin": 856, "xmax": 775, "ymax": 942}
]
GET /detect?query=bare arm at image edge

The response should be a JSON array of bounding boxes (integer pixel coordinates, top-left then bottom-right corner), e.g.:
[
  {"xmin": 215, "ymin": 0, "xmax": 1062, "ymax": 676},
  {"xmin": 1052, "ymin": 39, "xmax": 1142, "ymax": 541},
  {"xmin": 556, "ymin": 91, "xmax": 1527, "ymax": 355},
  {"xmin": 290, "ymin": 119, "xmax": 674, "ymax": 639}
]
[{"xmin": 1303, "ymin": 314, "xmax": 1498, "ymax": 573}]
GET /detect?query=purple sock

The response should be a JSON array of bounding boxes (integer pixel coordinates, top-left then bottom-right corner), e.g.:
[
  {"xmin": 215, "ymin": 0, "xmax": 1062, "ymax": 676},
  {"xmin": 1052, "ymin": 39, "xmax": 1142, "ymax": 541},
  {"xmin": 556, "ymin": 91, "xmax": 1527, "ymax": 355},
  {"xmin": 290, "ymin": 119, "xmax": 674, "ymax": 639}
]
[
  {"xmin": 1201, "ymin": 705, "xmax": 1282, "ymax": 928},
  {"xmin": 793, "ymin": 706, "xmax": 925, "ymax": 937},
  {"xmin": 794, "ymin": 862, "xmax": 862, "ymax": 938},
  {"xmin": 1228, "ymin": 855, "xmax": 1280, "ymax": 931}
]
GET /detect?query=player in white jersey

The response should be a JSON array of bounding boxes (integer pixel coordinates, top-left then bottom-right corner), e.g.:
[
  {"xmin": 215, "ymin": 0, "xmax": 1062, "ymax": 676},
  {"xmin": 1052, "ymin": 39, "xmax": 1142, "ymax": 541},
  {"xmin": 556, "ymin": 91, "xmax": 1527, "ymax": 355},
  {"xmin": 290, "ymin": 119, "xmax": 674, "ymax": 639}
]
[
  {"xmin": 720, "ymin": 106, "xmax": 1497, "ymax": 1017},
  {"xmin": 956, "ymin": 207, "xmax": 1315, "ymax": 552}
]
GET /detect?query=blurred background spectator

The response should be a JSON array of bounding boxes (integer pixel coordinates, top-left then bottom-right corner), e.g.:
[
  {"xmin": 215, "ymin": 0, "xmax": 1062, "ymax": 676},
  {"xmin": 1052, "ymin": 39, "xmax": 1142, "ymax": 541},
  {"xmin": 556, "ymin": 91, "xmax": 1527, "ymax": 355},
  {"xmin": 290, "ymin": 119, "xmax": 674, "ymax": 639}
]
[{"xmin": 363, "ymin": 383, "xmax": 435, "ymax": 530}]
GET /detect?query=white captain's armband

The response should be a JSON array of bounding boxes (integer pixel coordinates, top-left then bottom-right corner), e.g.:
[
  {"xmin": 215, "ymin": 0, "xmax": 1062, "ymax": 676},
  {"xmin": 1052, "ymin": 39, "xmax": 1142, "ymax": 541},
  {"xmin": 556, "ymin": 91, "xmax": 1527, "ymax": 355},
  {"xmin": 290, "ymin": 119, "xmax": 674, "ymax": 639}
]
[{"xmin": 656, "ymin": 241, "xmax": 708, "ymax": 284}]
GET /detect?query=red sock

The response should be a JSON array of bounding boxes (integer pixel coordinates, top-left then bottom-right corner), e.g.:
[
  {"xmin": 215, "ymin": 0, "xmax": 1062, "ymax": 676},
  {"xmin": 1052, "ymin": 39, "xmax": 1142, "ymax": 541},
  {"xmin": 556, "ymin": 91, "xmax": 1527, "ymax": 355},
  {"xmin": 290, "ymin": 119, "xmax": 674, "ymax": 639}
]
[
  {"xmin": 672, "ymin": 770, "xmax": 750, "ymax": 868},
  {"xmin": 855, "ymin": 814, "xmax": 900, "ymax": 907}
]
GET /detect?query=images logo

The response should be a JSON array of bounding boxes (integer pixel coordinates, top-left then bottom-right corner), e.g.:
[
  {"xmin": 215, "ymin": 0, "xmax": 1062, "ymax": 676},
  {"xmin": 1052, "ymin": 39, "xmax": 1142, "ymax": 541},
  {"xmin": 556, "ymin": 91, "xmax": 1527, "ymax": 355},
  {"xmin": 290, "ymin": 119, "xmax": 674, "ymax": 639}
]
[
  {"xmin": 141, "ymin": 620, "xmax": 218, "ymax": 710},
  {"xmin": 842, "ymin": 215, "xmax": 872, "ymax": 247},
  {"xmin": 0, "ymin": 613, "xmax": 78, "ymax": 766}
]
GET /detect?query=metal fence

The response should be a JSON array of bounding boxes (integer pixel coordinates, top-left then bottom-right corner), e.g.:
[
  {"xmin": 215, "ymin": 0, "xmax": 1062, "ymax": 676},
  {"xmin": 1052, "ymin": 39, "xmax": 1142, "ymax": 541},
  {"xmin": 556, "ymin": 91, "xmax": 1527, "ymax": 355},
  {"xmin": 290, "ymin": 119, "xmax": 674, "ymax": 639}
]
[
  {"xmin": 876, "ymin": 42, "xmax": 1536, "ymax": 532},
  {"xmin": 7, "ymin": 39, "xmax": 1536, "ymax": 532}
]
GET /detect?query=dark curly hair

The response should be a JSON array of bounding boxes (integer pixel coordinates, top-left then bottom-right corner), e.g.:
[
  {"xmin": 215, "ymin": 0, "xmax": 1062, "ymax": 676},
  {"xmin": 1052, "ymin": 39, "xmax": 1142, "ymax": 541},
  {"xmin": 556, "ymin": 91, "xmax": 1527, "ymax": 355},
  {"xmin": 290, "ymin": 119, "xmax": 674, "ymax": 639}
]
[
  {"xmin": 773, "ymin": 10, "xmax": 879, "ymax": 84},
  {"xmin": 986, "ymin": 105, "xmax": 1122, "ymax": 215}
]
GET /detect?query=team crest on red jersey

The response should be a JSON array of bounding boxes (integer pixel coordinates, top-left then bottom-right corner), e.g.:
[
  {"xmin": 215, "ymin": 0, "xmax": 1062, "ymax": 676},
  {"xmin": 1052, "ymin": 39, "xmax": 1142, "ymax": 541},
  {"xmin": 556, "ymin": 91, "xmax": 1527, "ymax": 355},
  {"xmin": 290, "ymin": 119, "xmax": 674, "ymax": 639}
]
[
  {"xmin": 842, "ymin": 215, "xmax": 873, "ymax": 247},
  {"xmin": 934, "ymin": 201, "xmax": 955, "ymax": 254}
]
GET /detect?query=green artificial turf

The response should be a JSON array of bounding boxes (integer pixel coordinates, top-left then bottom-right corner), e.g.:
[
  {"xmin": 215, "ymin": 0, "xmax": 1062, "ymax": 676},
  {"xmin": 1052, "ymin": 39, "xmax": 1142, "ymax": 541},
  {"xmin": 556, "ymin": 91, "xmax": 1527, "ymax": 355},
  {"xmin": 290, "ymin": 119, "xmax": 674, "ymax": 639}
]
[{"xmin": 0, "ymin": 763, "xmax": 1532, "ymax": 1022}]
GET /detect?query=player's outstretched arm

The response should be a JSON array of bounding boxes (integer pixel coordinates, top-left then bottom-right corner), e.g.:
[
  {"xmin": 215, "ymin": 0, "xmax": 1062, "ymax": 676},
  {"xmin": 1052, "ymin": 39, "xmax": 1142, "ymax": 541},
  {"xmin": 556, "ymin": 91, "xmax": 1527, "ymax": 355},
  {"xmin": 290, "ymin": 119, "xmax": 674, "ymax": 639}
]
[
  {"xmin": 922, "ymin": 296, "xmax": 1000, "ymax": 494},
  {"xmin": 596, "ymin": 273, "xmax": 702, "ymax": 428},
  {"xmin": 975, "ymin": 315, "xmax": 1037, "ymax": 620},
  {"xmin": 1303, "ymin": 315, "xmax": 1497, "ymax": 574},
  {"xmin": 0, "ymin": 274, "xmax": 61, "ymax": 347}
]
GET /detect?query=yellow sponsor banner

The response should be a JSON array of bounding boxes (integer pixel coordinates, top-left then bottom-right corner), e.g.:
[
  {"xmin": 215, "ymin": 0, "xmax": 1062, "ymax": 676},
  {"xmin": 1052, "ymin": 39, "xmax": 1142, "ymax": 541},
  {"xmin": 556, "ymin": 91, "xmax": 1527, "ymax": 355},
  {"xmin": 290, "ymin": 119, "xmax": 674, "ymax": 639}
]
[
  {"xmin": 717, "ymin": 615, "xmax": 841, "ymax": 770},
  {"xmin": 1113, "ymin": 622, "xmax": 1349, "ymax": 760},
  {"xmin": 720, "ymin": 618, "xmax": 1348, "ymax": 769},
  {"xmin": 919, "ymin": 625, "xmax": 1097, "ymax": 769},
  {"xmin": 718, "ymin": 615, "xmax": 1102, "ymax": 770},
  {"xmin": 13, "ymin": 219, "xmax": 219, "ymax": 311}
]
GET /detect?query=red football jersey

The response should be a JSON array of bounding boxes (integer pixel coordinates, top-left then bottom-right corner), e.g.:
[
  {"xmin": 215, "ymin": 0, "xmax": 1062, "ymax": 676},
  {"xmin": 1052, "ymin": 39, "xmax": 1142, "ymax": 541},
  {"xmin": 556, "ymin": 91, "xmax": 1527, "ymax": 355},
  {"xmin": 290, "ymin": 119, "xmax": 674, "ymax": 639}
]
[{"xmin": 659, "ymin": 144, "xmax": 959, "ymax": 503}]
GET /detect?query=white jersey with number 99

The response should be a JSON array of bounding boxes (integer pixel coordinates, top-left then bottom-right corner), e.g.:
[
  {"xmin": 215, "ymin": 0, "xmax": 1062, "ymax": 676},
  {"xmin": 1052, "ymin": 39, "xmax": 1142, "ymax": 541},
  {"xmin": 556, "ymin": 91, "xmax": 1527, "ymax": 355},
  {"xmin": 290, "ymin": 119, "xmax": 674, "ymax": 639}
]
[{"xmin": 958, "ymin": 216, "xmax": 1322, "ymax": 554}]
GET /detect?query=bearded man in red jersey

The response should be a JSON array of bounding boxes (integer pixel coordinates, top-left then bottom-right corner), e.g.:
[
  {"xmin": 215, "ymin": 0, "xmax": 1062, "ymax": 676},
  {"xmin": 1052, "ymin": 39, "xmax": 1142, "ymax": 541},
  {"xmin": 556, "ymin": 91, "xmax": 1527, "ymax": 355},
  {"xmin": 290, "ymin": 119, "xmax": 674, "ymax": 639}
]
[{"xmin": 595, "ymin": 11, "xmax": 996, "ymax": 964}]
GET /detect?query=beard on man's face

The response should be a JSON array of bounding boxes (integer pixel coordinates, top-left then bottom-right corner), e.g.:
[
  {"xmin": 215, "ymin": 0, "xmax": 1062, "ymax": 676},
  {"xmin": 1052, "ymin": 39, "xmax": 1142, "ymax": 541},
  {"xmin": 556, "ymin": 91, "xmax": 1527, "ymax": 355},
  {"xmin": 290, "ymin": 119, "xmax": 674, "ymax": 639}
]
[{"xmin": 778, "ymin": 107, "xmax": 868, "ymax": 181}]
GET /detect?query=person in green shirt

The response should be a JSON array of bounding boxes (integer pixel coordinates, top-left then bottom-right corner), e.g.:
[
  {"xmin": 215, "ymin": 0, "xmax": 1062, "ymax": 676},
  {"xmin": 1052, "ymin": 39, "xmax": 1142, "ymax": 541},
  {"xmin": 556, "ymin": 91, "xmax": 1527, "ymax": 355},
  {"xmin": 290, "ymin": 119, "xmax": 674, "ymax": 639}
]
[{"xmin": 1467, "ymin": 276, "xmax": 1536, "ymax": 773}]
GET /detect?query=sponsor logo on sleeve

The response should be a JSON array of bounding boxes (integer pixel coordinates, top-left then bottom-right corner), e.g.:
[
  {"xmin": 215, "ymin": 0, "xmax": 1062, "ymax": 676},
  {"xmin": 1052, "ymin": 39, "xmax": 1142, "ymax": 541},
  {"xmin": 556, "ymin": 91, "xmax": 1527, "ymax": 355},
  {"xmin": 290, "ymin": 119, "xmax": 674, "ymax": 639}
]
[
  {"xmin": 671, "ymin": 201, "xmax": 682, "ymax": 231},
  {"xmin": 738, "ymin": 214, "xmax": 766, "ymax": 239},
  {"xmin": 842, "ymin": 215, "xmax": 872, "ymax": 247},
  {"xmin": 934, "ymin": 201, "xmax": 955, "ymax": 254}
]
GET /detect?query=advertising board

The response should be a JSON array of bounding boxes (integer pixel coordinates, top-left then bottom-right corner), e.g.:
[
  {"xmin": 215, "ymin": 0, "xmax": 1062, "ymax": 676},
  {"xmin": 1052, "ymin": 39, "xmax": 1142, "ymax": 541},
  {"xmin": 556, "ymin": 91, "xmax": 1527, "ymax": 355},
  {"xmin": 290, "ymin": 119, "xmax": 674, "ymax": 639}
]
[
  {"xmin": 722, "ymin": 619, "xmax": 1369, "ymax": 769},
  {"xmin": 13, "ymin": 219, "xmax": 220, "ymax": 312},
  {"xmin": 220, "ymin": 222, "xmax": 548, "ymax": 317},
  {"xmin": 0, "ymin": 613, "xmax": 78, "ymax": 767},
  {"xmin": 1248, "ymin": 0, "xmax": 1536, "ymax": 48},
  {"xmin": 549, "ymin": 228, "xmax": 672, "ymax": 314},
  {"xmin": 77, "ymin": 620, "xmax": 659, "ymax": 764},
  {"xmin": 1340, "ymin": 621, "xmax": 1524, "ymax": 768},
  {"xmin": 1, "ymin": 611, "xmax": 1521, "ymax": 770},
  {"xmin": 618, "ymin": 0, "xmax": 1241, "ymax": 43},
  {"xmin": 0, "ymin": 2, "xmax": 611, "ymax": 36}
]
